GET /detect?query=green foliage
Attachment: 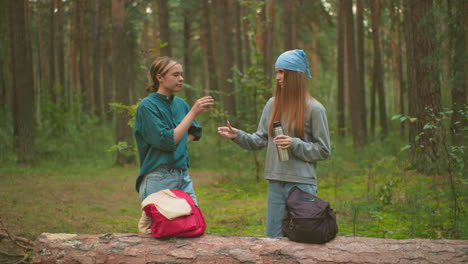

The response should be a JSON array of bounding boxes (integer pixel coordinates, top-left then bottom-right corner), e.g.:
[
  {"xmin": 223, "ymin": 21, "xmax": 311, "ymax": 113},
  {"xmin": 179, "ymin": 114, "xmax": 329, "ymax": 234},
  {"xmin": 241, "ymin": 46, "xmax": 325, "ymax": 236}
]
[
  {"xmin": 1, "ymin": 93, "xmax": 466, "ymax": 242},
  {"xmin": 391, "ymin": 106, "xmax": 467, "ymax": 174},
  {"xmin": 1, "ymin": 130, "xmax": 467, "ymax": 240},
  {"xmin": 389, "ymin": 107, "xmax": 467, "ymax": 237},
  {"xmin": 108, "ymin": 102, "xmax": 139, "ymax": 129},
  {"xmin": 0, "ymin": 97, "xmax": 116, "ymax": 172},
  {"xmin": 106, "ymin": 101, "xmax": 140, "ymax": 158}
]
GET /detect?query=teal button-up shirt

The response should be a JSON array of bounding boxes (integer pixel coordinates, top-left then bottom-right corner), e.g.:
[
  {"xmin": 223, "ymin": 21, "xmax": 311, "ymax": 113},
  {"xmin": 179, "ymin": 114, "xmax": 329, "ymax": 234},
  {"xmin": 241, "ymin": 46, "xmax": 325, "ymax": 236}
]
[{"xmin": 134, "ymin": 93, "xmax": 201, "ymax": 192}]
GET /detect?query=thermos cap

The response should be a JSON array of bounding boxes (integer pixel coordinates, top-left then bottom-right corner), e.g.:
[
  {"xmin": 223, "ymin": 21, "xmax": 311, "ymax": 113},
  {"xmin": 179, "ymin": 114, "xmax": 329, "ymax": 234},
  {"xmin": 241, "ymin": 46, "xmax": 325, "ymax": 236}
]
[{"xmin": 273, "ymin": 121, "xmax": 282, "ymax": 127}]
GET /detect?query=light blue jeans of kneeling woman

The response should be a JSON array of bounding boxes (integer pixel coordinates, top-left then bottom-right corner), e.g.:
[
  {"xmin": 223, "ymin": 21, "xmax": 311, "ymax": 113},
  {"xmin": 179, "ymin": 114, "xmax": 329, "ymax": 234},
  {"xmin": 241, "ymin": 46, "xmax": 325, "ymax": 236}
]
[
  {"xmin": 138, "ymin": 166, "xmax": 198, "ymax": 205},
  {"xmin": 266, "ymin": 180, "xmax": 317, "ymax": 237}
]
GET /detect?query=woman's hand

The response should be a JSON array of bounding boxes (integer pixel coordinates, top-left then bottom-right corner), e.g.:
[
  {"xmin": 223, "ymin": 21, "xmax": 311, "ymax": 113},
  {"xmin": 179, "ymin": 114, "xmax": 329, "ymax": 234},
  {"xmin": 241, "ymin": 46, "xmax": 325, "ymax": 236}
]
[
  {"xmin": 175, "ymin": 96, "xmax": 213, "ymax": 144},
  {"xmin": 191, "ymin": 96, "xmax": 214, "ymax": 116},
  {"xmin": 217, "ymin": 120, "xmax": 238, "ymax": 139},
  {"xmin": 274, "ymin": 135, "xmax": 292, "ymax": 149}
]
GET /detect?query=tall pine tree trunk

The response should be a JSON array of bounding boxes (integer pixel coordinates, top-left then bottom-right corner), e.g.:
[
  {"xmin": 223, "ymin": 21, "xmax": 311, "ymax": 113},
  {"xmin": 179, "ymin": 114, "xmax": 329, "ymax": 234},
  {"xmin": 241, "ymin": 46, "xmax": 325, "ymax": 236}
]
[
  {"xmin": 280, "ymin": 0, "xmax": 297, "ymax": 50},
  {"xmin": 150, "ymin": 2, "xmax": 160, "ymax": 56},
  {"xmin": 233, "ymin": 0, "xmax": 244, "ymax": 74},
  {"xmin": 264, "ymin": 0, "xmax": 275, "ymax": 90},
  {"xmin": 0, "ymin": 10, "xmax": 6, "ymax": 116},
  {"xmin": 389, "ymin": 0, "xmax": 406, "ymax": 137},
  {"xmin": 35, "ymin": 0, "xmax": 46, "ymax": 120},
  {"xmin": 447, "ymin": 0, "xmax": 467, "ymax": 145},
  {"xmin": 355, "ymin": 0, "xmax": 367, "ymax": 141},
  {"xmin": 370, "ymin": 0, "xmax": 387, "ymax": 139},
  {"xmin": 183, "ymin": 7, "xmax": 194, "ymax": 104},
  {"xmin": 69, "ymin": 0, "xmax": 79, "ymax": 108},
  {"xmin": 79, "ymin": 0, "xmax": 93, "ymax": 112},
  {"xmin": 156, "ymin": 0, "xmax": 171, "ymax": 56},
  {"xmin": 49, "ymin": 0, "xmax": 57, "ymax": 103},
  {"xmin": 102, "ymin": 0, "xmax": 113, "ymax": 121},
  {"xmin": 112, "ymin": 0, "xmax": 134, "ymax": 165},
  {"xmin": 216, "ymin": 0, "xmax": 236, "ymax": 116},
  {"xmin": 404, "ymin": 0, "xmax": 442, "ymax": 169},
  {"xmin": 310, "ymin": 21, "xmax": 318, "ymax": 93},
  {"xmin": 142, "ymin": 6, "xmax": 149, "ymax": 52},
  {"xmin": 390, "ymin": 5, "xmax": 400, "ymax": 116},
  {"xmin": 337, "ymin": 0, "xmax": 346, "ymax": 137},
  {"xmin": 9, "ymin": 0, "xmax": 36, "ymax": 164},
  {"xmin": 92, "ymin": 0, "xmax": 103, "ymax": 118},
  {"xmin": 199, "ymin": 0, "xmax": 217, "ymax": 94},
  {"xmin": 343, "ymin": 0, "xmax": 365, "ymax": 147},
  {"xmin": 56, "ymin": 0, "xmax": 65, "ymax": 99}
]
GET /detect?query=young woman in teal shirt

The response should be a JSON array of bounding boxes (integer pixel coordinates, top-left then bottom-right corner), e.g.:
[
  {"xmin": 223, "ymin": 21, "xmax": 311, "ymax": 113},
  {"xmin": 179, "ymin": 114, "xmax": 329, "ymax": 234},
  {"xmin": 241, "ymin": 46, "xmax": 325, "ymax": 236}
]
[{"xmin": 135, "ymin": 56, "xmax": 214, "ymax": 204}]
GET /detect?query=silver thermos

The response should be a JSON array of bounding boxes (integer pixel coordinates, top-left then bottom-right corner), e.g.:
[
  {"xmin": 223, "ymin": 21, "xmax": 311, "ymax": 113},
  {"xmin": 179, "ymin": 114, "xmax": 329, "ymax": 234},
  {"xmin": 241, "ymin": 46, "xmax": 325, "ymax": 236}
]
[{"xmin": 273, "ymin": 121, "xmax": 289, "ymax": 161}]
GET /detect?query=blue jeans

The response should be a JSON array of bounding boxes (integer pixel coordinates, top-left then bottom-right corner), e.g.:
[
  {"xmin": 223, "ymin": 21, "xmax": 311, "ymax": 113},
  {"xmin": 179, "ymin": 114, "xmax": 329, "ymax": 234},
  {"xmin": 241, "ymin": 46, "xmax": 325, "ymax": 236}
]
[
  {"xmin": 138, "ymin": 166, "xmax": 198, "ymax": 205},
  {"xmin": 266, "ymin": 180, "xmax": 317, "ymax": 237}
]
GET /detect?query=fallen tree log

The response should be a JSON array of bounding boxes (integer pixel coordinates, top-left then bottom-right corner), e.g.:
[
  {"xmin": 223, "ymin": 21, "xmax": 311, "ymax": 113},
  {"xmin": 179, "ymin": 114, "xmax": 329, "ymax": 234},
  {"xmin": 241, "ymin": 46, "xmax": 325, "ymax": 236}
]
[{"xmin": 32, "ymin": 233, "xmax": 467, "ymax": 264}]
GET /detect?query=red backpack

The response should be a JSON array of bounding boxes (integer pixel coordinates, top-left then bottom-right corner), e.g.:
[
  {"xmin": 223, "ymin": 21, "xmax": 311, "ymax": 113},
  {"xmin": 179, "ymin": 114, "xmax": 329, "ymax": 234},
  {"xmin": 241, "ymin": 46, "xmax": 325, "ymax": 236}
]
[{"xmin": 141, "ymin": 189, "xmax": 206, "ymax": 238}]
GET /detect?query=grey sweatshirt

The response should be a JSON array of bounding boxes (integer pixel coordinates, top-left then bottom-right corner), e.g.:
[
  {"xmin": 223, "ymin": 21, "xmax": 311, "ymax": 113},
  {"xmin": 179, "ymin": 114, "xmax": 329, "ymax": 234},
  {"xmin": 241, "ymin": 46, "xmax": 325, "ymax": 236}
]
[{"xmin": 233, "ymin": 97, "xmax": 331, "ymax": 185}]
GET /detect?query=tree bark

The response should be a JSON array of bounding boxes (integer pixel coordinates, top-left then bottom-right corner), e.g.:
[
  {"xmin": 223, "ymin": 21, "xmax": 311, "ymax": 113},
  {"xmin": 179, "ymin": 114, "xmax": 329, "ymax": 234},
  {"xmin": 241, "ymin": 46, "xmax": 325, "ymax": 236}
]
[
  {"xmin": 389, "ymin": 0, "xmax": 406, "ymax": 138},
  {"xmin": 281, "ymin": 0, "xmax": 297, "ymax": 50},
  {"xmin": 355, "ymin": 0, "xmax": 367, "ymax": 141},
  {"xmin": 0, "ymin": 41, "xmax": 5, "ymax": 117},
  {"xmin": 233, "ymin": 0, "xmax": 244, "ymax": 75},
  {"xmin": 156, "ymin": 0, "xmax": 171, "ymax": 57},
  {"xmin": 447, "ymin": 0, "xmax": 467, "ymax": 145},
  {"xmin": 343, "ymin": 0, "xmax": 365, "ymax": 147},
  {"xmin": 35, "ymin": 0, "xmax": 46, "ymax": 104},
  {"xmin": 404, "ymin": 0, "xmax": 442, "ymax": 167},
  {"xmin": 336, "ymin": 0, "xmax": 346, "ymax": 137},
  {"xmin": 78, "ymin": 0, "xmax": 93, "ymax": 112},
  {"xmin": 264, "ymin": 0, "xmax": 275, "ymax": 90},
  {"xmin": 241, "ymin": 4, "xmax": 251, "ymax": 71},
  {"xmin": 310, "ymin": 21, "xmax": 318, "ymax": 93},
  {"xmin": 8, "ymin": 0, "xmax": 36, "ymax": 165},
  {"xmin": 150, "ymin": 2, "xmax": 160, "ymax": 56},
  {"xmin": 49, "ymin": 0, "xmax": 57, "ymax": 102},
  {"xmin": 370, "ymin": 0, "xmax": 388, "ymax": 139},
  {"xmin": 255, "ymin": 4, "xmax": 265, "ymax": 57},
  {"xmin": 397, "ymin": 0, "xmax": 406, "ymax": 138},
  {"xmin": 33, "ymin": 233, "xmax": 468, "ymax": 264},
  {"xmin": 183, "ymin": 6, "xmax": 195, "ymax": 104},
  {"xmin": 199, "ymin": 0, "xmax": 217, "ymax": 95},
  {"xmin": 69, "ymin": 0, "xmax": 79, "ymax": 107},
  {"xmin": 142, "ymin": 7, "xmax": 149, "ymax": 52},
  {"xmin": 92, "ymin": 0, "xmax": 103, "ymax": 118},
  {"xmin": 112, "ymin": 0, "xmax": 134, "ymax": 165},
  {"xmin": 102, "ymin": 0, "xmax": 113, "ymax": 122},
  {"xmin": 216, "ymin": 0, "xmax": 236, "ymax": 116},
  {"xmin": 56, "ymin": 0, "xmax": 65, "ymax": 96}
]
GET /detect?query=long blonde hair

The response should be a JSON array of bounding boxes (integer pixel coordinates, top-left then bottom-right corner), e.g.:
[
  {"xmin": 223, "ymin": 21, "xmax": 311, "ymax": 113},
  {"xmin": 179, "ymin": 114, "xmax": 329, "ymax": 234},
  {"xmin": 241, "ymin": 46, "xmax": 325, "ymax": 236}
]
[{"xmin": 269, "ymin": 70, "xmax": 310, "ymax": 139}]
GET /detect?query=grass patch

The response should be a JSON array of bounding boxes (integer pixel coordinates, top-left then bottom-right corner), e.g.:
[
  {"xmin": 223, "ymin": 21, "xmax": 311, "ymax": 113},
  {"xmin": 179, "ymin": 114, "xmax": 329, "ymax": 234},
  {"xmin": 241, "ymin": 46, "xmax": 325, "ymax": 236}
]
[
  {"xmin": 198, "ymin": 181, "xmax": 267, "ymax": 236},
  {"xmin": 0, "ymin": 120, "xmax": 466, "ymax": 242}
]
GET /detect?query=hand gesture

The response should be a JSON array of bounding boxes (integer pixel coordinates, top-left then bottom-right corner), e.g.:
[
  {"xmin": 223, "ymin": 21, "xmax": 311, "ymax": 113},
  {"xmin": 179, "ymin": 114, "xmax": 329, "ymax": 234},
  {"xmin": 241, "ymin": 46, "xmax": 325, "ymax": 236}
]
[
  {"xmin": 191, "ymin": 96, "xmax": 214, "ymax": 116},
  {"xmin": 217, "ymin": 120, "xmax": 238, "ymax": 139}
]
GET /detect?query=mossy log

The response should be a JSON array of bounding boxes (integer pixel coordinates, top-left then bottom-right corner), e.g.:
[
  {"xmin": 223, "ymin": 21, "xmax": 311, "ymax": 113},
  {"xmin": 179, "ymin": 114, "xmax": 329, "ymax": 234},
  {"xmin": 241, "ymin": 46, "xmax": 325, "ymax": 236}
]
[{"xmin": 32, "ymin": 233, "xmax": 467, "ymax": 264}]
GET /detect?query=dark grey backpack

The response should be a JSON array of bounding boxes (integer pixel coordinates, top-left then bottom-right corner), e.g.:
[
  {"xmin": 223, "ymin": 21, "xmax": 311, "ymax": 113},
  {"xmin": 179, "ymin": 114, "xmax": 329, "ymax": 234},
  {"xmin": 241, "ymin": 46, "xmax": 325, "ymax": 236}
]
[{"xmin": 282, "ymin": 186, "xmax": 338, "ymax": 244}]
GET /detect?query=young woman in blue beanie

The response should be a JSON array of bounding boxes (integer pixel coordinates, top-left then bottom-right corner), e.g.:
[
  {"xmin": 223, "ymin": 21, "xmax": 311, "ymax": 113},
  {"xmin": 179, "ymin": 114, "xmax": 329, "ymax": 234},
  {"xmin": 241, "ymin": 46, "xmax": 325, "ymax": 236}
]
[{"xmin": 217, "ymin": 50, "xmax": 331, "ymax": 236}]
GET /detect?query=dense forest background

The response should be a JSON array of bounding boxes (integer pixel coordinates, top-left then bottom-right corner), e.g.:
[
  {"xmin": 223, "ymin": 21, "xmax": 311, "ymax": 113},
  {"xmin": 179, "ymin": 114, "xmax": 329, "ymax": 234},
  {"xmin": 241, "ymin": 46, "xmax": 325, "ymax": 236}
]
[{"xmin": 0, "ymin": 0, "xmax": 467, "ymax": 247}]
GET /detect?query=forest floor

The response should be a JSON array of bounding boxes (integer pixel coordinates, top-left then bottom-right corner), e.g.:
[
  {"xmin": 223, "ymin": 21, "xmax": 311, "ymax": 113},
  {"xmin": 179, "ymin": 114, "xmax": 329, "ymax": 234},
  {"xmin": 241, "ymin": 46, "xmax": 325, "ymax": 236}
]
[
  {"xmin": 1, "ymin": 140, "xmax": 466, "ymax": 263},
  {"xmin": 0, "ymin": 168, "xmax": 237, "ymax": 263}
]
